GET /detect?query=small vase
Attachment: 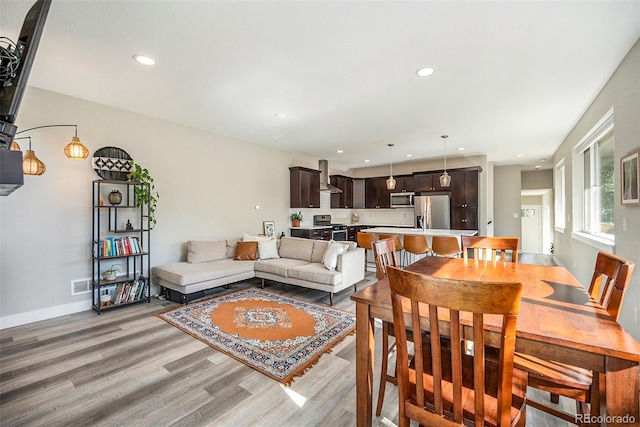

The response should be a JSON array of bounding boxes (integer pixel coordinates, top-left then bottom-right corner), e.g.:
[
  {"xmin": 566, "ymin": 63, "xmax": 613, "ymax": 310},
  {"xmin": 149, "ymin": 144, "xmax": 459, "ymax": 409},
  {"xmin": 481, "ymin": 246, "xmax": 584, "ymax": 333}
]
[
  {"xmin": 103, "ymin": 271, "xmax": 117, "ymax": 281},
  {"xmin": 292, "ymin": 220, "xmax": 301, "ymax": 227},
  {"xmin": 108, "ymin": 190, "xmax": 123, "ymax": 205}
]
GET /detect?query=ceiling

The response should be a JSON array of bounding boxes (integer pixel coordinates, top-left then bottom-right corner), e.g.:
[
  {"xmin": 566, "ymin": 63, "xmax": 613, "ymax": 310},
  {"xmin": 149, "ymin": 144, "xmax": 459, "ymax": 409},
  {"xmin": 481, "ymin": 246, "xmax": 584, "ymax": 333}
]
[{"xmin": 2, "ymin": 1, "xmax": 639, "ymax": 171}]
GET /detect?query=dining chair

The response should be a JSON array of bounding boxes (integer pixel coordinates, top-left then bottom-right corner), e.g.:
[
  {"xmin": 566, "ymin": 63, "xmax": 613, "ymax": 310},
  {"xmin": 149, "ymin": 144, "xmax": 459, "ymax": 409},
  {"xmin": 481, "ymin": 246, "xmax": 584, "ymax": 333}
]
[
  {"xmin": 403, "ymin": 234, "xmax": 430, "ymax": 265},
  {"xmin": 431, "ymin": 235, "xmax": 462, "ymax": 257},
  {"xmin": 371, "ymin": 237, "xmax": 401, "ymax": 416},
  {"xmin": 356, "ymin": 232, "xmax": 377, "ymax": 271},
  {"xmin": 515, "ymin": 251, "xmax": 635, "ymax": 424},
  {"xmin": 386, "ymin": 266, "xmax": 527, "ymax": 427},
  {"xmin": 379, "ymin": 233, "xmax": 406, "ymax": 266},
  {"xmin": 461, "ymin": 236, "xmax": 519, "ymax": 263}
]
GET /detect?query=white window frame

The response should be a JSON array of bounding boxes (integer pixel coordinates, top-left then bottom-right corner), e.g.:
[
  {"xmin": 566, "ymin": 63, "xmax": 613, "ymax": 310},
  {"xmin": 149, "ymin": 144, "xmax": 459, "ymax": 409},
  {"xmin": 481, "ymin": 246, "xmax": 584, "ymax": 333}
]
[
  {"xmin": 554, "ymin": 158, "xmax": 565, "ymax": 232},
  {"xmin": 571, "ymin": 110, "xmax": 615, "ymax": 252}
]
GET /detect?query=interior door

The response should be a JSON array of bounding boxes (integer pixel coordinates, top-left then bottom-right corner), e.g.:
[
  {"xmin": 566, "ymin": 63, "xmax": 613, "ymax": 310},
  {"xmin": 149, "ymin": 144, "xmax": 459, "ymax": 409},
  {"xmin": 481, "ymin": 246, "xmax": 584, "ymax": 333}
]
[{"xmin": 521, "ymin": 205, "xmax": 542, "ymax": 253}]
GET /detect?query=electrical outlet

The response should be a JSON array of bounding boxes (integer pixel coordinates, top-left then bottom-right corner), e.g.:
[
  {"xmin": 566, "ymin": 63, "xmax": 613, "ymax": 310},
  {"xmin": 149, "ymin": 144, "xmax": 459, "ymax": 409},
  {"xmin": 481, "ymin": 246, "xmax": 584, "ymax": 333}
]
[{"xmin": 634, "ymin": 307, "xmax": 639, "ymax": 324}]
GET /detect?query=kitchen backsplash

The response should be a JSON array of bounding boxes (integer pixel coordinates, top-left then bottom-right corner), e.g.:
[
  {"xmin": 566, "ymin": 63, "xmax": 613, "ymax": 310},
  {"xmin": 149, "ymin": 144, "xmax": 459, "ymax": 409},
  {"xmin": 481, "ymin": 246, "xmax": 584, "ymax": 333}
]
[{"xmin": 290, "ymin": 193, "xmax": 414, "ymax": 227}]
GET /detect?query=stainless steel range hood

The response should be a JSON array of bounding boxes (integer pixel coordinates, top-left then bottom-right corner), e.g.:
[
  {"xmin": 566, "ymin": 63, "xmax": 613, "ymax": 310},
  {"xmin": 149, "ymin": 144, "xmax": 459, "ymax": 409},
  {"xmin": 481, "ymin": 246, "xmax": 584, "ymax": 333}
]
[{"xmin": 318, "ymin": 159, "xmax": 342, "ymax": 193}]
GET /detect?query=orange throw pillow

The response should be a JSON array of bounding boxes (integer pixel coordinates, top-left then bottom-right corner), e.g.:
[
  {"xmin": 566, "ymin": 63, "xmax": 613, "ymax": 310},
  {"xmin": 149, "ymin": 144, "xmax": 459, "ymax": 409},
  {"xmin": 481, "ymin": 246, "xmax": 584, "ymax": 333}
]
[{"xmin": 234, "ymin": 241, "xmax": 258, "ymax": 260}]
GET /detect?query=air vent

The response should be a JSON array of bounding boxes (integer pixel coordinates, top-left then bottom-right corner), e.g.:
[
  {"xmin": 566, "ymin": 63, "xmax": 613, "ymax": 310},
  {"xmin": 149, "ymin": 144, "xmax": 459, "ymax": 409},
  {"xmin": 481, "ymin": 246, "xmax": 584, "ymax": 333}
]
[{"xmin": 71, "ymin": 278, "xmax": 91, "ymax": 295}]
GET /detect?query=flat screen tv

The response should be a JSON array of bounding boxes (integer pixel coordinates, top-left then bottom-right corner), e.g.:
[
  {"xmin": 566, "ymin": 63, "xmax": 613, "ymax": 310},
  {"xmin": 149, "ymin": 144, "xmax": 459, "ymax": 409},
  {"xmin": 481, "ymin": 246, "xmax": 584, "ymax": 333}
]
[{"xmin": 0, "ymin": 0, "xmax": 51, "ymax": 149}]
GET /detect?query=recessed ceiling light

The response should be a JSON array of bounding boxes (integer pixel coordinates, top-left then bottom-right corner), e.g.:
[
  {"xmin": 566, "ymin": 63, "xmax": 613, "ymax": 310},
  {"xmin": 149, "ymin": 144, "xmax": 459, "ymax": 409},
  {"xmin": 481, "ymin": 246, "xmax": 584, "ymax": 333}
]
[
  {"xmin": 406, "ymin": 154, "xmax": 413, "ymax": 158},
  {"xmin": 134, "ymin": 55, "xmax": 156, "ymax": 66},
  {"xmin": 336, "ymin": 150, "xmax": 344, "ymax": 153},
  {"xmin": 534, "ymin": 165, "xmax": 541, "ymax": 169},
  {"xmin": 457, "ymin": 147, "xmax": 465, "ymax": 151},
  {"xmin": 364, "ymin": 159, "xmax": 370, "ymax": 163},
  {"xmin": 275, "ymin": 113, "xmax": 288, "ymax": 119},
  {"xmin": 516, "ymin": 154, "xmax": 524, "ymax": 157},
  {"xmin": 416, "ymin": 67, "xmax": 435, "ymax": 77}
]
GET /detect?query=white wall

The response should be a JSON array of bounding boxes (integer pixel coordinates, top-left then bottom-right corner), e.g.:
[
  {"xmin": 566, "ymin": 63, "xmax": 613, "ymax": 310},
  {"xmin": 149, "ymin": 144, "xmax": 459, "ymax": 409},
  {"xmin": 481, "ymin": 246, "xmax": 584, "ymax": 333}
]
[
  {"xmin": 0, "ymin": 87, "xmax": 317, "ymax": 327},
  {"xmin": 493, "ymin": 165, "xmax": 522, "ymax": 238},
  {"xmin": 552, "ymin": 39, "xmax": 640, "ymax": 340}
]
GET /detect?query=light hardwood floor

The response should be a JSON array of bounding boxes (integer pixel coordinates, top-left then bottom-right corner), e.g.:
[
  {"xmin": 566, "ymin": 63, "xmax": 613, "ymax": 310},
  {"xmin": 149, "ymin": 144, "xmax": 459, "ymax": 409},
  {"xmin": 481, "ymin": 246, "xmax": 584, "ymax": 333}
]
[{"xmin": 1, "ymin": 275, "xmax": 576, "ymax": 426}]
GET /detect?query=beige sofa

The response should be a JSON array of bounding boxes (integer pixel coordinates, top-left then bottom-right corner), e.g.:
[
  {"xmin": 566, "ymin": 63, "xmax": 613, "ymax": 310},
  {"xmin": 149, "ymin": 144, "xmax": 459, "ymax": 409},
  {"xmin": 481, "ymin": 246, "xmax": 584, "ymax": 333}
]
[{"xmin": 152, "ymin": 236, "xmax": 365, "ymax": 305}]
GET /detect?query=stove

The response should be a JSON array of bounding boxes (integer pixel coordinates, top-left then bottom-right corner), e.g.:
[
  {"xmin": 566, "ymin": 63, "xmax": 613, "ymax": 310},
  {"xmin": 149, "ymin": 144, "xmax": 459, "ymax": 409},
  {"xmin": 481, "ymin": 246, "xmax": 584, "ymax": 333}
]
[{"xmin": 313, "ymin": 215, "xmax": 348, "ymax": 240}]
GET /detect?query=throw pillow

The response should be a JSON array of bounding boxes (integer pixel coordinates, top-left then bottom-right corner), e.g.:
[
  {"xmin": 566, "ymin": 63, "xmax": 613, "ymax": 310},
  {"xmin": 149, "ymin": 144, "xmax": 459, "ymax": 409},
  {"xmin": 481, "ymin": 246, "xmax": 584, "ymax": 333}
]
[
  {"xmin": 234, "ymin": 241, "xmax": 258, "ymax": 260},
  {"xmin": 323, "ymin": 242, "xmax": 346, "ymax": 271},
  {"xmin": 258, "ymin": 239, "xmax": 280, "ymax": 260}
]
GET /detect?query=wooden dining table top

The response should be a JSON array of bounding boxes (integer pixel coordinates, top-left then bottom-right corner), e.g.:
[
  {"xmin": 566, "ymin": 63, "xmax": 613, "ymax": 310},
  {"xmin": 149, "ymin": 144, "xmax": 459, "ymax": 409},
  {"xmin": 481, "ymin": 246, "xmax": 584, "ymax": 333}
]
[{"xmin": 351, "ymin": 256, "xmax": 640, "ymax": 363}]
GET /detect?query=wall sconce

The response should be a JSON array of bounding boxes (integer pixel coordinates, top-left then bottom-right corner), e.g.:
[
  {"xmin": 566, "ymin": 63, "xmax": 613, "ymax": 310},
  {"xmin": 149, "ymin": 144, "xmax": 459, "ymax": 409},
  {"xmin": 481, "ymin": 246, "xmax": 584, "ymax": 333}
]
[{"xmin": 15, "ymin": 124, "xmax": 89, "ymax": 160}]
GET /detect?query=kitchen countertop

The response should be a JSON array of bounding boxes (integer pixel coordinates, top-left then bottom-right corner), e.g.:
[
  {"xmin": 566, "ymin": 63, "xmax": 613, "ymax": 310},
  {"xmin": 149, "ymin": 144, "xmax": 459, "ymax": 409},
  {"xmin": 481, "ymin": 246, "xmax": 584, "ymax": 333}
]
[
  {"xmin": 290, "ymin": 226, "xmax": 332, "ymax": 230},
  {"xmin": 360, "ymin": 227, "xmax": 478, "ymax": 237}
]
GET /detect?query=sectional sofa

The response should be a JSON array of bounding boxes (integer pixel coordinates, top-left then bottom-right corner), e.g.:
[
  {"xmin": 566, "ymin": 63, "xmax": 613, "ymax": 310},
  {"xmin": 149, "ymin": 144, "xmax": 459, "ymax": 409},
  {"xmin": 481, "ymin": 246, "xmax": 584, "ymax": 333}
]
[{"xmin": 152, "ymin": 236, "xmax": 365, "ymax": 305}]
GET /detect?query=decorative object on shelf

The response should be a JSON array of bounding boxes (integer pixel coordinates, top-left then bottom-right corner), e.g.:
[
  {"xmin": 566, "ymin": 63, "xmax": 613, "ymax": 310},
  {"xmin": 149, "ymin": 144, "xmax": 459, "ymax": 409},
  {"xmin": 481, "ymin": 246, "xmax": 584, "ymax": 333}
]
[
  {"xmin": 439, "ymin": 135, "xmax": 451, "ymax": 187},
  {"xmin": 102, "ymin": 264, "xmax": 120, "ymax": 281},
  {"xmin": 127, "ymin": 160, "xmax": 159, "ymax": 229},
  {"xmin": 386, "ymin": 143, "xmax": 396, "ymax": 190},
  {"xmin": 263, "ymin": 220, "xmax": 275, "ymax": 238},
  {"xmin": 621, "ymin": 150, "xmax": 639, "ymax": 205},
  {"xmin": 18, "ymin": 137, "xmax": 46, "ymax": 176},
  {"xmin": 290, "ymin": 211, "xmax": 303, "ymax": 227},
  {"xmin": 126, "ymin": 219, "xmax": 133, "ymax": 230},
  {"xmin": 92, "ymin": 146, "xmax": 132, "ymax": 180},
  {"xmin": 157, "ymin": 288, "xmax": 356, "ymax": 385},
  {"xmin": 352, "ymin": 212, "xmax": 359, "ymax": 224},
  {"xmin": 108, "ymin": 190, "xmax": 123, "ymax": 205}
]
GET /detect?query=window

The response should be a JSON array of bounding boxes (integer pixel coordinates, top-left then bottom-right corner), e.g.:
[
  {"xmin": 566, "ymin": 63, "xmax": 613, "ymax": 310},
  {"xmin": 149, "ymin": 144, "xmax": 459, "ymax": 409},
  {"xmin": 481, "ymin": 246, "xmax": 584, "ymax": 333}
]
[
  {"xmin": 554, "ymin": 158, "xmax": 565, "ymax": 231},
  {"xmin": 573, "ymin": 113, "xmax": 615, "ymax": 244}
]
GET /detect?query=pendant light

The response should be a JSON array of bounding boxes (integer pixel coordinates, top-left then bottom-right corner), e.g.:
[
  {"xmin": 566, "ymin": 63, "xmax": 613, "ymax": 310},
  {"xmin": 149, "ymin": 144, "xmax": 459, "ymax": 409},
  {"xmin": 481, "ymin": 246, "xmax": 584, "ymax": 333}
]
[
  {"xmin": 15, "ymin": 124, "xmax": 89, "ymax": 160},
  {"xmin": 439, "ymin": 135, "xmax": 451, "ymax": 187},
  {"xmin": 22, "ymin": 137, "xmax": 46, "ymax": 176},
  {"xmin": 386, "ymin": 143, "xmax": 396, "ymax": 190}
]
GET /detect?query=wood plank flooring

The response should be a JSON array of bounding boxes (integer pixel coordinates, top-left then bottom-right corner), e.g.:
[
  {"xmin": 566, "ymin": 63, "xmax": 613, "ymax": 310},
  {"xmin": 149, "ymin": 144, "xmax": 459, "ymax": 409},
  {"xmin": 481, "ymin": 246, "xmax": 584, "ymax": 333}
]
[{"xmin": 1, "ymin": 275, "xmax": 576, "ymax": 426}]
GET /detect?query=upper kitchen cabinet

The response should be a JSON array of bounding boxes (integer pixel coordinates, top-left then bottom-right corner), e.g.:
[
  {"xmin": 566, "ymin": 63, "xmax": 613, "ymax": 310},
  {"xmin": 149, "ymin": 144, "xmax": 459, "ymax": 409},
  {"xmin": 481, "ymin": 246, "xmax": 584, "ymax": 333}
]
[
  {"xmin": 330, "ymin": 175, "xmax": 353, "ymax": 208},
  {"xmin": 290, "ymin": 167, "xmax": 321, "ymax": 208},
  {"xmin": 365, "ymin": 177, "xmax": 392, "ymax": 209},
  {"xmin": 450, "ymin": 167, "xmax": 481, "ymax": 230},
  {"xmin": 413, "ymin": 171, "xmax": 447, "ymax": 192},
  {"xmin": 392, "ymin": 175, "xmax": 415, "ymax": 193}
]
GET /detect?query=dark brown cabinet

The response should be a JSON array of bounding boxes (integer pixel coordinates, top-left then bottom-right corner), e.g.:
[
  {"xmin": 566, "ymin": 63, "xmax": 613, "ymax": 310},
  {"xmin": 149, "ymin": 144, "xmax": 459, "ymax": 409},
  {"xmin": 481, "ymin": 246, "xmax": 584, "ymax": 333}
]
[
  {"xmin": 330, "ymin": 175, "xmax": 353, "ymax": 208},
  {"xmin": 290, "ymin": 227, "xmax": 331, "ymax": 240},
  {"xmin": 365, "ymin": 177, "xmax": 392, "ymax": 209},
  {"xmin": 392, "ymin": 175, "xmax": 415, "ymax": 193},
  {"xmin": 450, "ymin": 168, "xmax": 480, "ymax": 230},
  {"xmin": 289, "ymin": 167, "xmax": 320, "ymax": 208},
  {"xmin": 414, "ymin": 172, "xmax": 447, "ymax": 192}
]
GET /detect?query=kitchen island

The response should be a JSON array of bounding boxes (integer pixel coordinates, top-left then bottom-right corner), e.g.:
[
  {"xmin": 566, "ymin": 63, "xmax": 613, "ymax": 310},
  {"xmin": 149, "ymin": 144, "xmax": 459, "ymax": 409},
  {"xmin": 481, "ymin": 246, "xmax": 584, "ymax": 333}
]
[{"xmin": 360, "ymin": 227, "xmax": 477, "ymax": 246}]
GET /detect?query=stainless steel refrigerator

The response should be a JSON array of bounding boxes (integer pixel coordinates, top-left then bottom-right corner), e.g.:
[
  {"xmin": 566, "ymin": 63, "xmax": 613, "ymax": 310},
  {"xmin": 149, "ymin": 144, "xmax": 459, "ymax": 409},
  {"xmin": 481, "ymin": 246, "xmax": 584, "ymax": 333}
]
[{"xmin": 414, "ymin": 194, "xmax": 451, "ymax": 229}]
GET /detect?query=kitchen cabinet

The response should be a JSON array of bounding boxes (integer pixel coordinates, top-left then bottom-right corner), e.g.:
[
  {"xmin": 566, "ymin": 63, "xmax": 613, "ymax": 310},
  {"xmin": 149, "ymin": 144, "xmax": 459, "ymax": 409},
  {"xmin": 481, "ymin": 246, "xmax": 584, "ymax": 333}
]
[
  {"xmin": 290, "ymin": 227, "xmax": 331, "ymax": 241},
  {"xmin": 289, "ymin": 167, "xmax": 320, "ymax": 208},
  {"xmin": 352, "ymin": 179, "xmax": 365, "ymax": 209},
  {"xmin": 365, "ymin": 177, "xmax": 392, "ymax": 209},
  {"xmin": 392, "ymin": 175, "xmax": 415, "ymax": 193},
  {"xmin": 330, "ymin": 175, "xmax": 353, "ymax": 208},
  {"xmin": 450, "ymin": 168, "xmax": 480, "ymax": 230},
  {"xmin": 414, "ymin": 171, "xmax": 447, "ymax": 192}
]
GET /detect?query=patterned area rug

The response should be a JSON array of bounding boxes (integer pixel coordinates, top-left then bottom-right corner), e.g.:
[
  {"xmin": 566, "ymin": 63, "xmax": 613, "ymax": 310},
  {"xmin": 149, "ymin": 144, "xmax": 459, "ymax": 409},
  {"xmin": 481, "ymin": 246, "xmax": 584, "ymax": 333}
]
[{"xmin": 157, "ymin": 288, "xmax": 356, "ymax": 384}]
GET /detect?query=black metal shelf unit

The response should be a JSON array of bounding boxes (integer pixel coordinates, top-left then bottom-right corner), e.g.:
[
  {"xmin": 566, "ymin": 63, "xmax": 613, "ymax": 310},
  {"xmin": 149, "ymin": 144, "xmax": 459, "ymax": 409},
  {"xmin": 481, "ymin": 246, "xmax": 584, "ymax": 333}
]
[{"xmin": 92, "ymin": 179, "xmax": 151, "ymax": 314}]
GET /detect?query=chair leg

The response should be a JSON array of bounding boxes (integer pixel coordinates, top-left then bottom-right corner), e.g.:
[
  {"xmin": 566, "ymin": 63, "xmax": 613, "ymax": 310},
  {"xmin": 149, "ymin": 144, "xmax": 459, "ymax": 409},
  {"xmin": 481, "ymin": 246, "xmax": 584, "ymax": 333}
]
[{"xmin": 376, "ymin": 321, "xmax": 390, "ymax": 416}]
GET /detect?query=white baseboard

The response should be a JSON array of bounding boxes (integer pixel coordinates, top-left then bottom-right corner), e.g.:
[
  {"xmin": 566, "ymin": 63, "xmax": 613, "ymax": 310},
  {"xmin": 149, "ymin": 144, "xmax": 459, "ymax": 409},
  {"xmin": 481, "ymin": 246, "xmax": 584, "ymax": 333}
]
[{"xmin": 0, "ymin": 299, "xmax": 92, "ymax": 330}]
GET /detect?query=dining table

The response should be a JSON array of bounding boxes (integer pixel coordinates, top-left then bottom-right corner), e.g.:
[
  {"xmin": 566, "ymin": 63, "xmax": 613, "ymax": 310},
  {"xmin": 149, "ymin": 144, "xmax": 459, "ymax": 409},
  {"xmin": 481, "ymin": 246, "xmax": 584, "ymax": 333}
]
[{"xmin": 351, "ymin": 256, "xmax": 640, "ymax": 427}]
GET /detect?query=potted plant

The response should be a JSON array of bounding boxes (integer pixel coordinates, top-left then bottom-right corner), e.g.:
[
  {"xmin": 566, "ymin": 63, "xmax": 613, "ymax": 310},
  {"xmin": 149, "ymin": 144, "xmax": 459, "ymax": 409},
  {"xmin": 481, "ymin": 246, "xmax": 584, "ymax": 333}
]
[
  {"xmin": 127, "ymin": 161, "xmax": 159, "ymax": 230},
  {"xmin": 102, "ymin": 264, "xmax": 120, "ymax": 281},
  {"xmin": 290, "ymin": 211, "xmax": 303, "ymax": 227}
]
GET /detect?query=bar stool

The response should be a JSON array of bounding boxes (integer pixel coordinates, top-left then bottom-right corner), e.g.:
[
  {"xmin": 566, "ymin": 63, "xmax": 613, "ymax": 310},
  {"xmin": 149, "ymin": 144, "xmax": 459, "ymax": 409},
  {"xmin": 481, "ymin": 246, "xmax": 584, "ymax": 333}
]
[
  {"xmin": 356, "ymin": 232, "xmax": 377, "ymax": 271},
  {"xmin": 379, "ymin": 234, "xmax": 406, "ymax": 267},
  {"xmin": 431, "ymin": 235, "xmax": 462, "ymax": 257},
  {"xmin": 403, "ymin": 234, "xmax": 430, "ymax": 265}
]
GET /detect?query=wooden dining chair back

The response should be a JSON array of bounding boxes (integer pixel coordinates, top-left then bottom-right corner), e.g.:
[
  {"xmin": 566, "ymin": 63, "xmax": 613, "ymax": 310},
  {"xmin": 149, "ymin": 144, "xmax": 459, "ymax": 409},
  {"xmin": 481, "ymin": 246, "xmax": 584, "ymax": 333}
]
[
  {"xmin": 386, "ymin": 266, "xmax": 527, "ymax": 427},
  {"xmin": 462, "ymin": 236, "xmax": 519, "ymax": 263},
  {"xmin": 517, "ymin": 251, "xmax": 635, "ymax": 424},
  {"xmin": 431, "ymin": 235, "xmax": 462, "ymax": 257},
  {"xmin": 371, "ymin": 238, "xmax": 398, "ymax": 281},
  {"xmin": 588, "ymin": 251, "xmax": 635, "ymax": 321},
  {"xmin": 379, "ymin": 233, "xmax": 406, "ymax": 267}
]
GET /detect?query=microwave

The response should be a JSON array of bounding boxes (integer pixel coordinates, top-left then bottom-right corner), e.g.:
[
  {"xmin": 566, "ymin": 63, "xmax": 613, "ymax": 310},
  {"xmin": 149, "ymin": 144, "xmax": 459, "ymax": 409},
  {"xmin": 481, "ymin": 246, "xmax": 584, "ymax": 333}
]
[{"xmin": 390, "ymin": 192, "xmax": 414, "ymax": 208}]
